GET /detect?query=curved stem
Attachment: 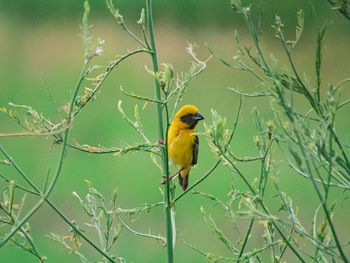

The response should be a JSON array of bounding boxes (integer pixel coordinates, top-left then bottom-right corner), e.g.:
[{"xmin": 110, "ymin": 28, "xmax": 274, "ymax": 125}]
[
  {"xmin": 220, "ymin": 150, "xmax": 306, "ymax": 262},
  {"xmin": 73, "ymin": 49, "xmax": 149, "ymax": 117},
  {"xmin": 0, "ymin": 147, "xmax": 116, "ymax": 262},
  {"xmin": 120, "ymin": 23, "xmax": 148, "ymax": 49},
  {"xmin": 293, "ymin": 127, "xmax": 348, "ymax": 263},
  {"xmin": 0, "ymin": 59, "xmax": 87, "ymax": 247},
  {"xmin": 171, "ymin": 160, "xmax": 221, "ymax": 205}
]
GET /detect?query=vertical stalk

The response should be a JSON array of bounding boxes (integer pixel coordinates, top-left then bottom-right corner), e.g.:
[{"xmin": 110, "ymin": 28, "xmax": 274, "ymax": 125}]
[
  {"xmin": 145, "ymin": 1, "xmax": 174, "ymax": 262},
  {"xmin": 292, "ymin": 127, "xmax": 348, "ymax": 263},
  {"xmin": 220, "ymin": 150, "xmax": 306, "ymax": 263}
]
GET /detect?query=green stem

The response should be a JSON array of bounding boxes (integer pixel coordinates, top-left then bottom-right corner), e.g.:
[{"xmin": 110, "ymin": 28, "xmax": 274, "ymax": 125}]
[
  {"xmin": 293, "ymin": 127, "xmax": 348, "ymax": 263},
  {"xmin": 120, "ymin": 23, "xmax": 148, "ymax": 49},
  {"xmin": 0, "ymin": 60, "xmax": 87, "ymax": 247},
  {"xmin": 238, "ymin": 139, "xmax": 271, "ymax": 262},
  {"xmin": 329, "ymin": 127, "xmax": 350, "ymax": 172},
  {"xmin": 221, "ymin": 150, "xmax": 306, "ymax": 262},
  {"xmin": 276, "ymin": 78, "xmax": 348, "ymax": 262},
  {"xmin": 171, "ymin": 160, "xmax": 221, "ymax": 205},
  {"xmin": 20, "ymin": 229, "xmax": 42, "ymax": 260},
  {"xmin": 237, "ymin": 218, "xmax": 254, "ymax": 262},
  {"xmin": 325, "ymin": 119, "xmax": 334, "ymax": 201},
  {"xmin": 1, "ymin": 201, "xmax": 43, "ymax": 261},
  {"xmin": 145, "ymin": 1, "xmax": 173, "ymax": 262},
  {"xmin": 73, "ymin": 48, "xmax": 149, "ymax": 117},
  {"xmin": 0, "ymin": 146, "xmax": 41, "ymax": 194},
  {"xmin": 0, "ymin": 176, "xmax": 39, "ymax": 197},
  {"xmin": 0, "ymin": 147, "xmax": 116, "ymax": 262},
  {"xmin": 279, "ymin": 32, "xmax": 320, "ymax": 114},
  {"xmin": 45, "ymin": 199, "xmax": 116, "ymax": 262}
]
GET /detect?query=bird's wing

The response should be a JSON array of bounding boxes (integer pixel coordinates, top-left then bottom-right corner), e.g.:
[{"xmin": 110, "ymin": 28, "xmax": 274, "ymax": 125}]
[{"xmin": 192, "ymin": 135, "xmax": 199, "ymax": 165}]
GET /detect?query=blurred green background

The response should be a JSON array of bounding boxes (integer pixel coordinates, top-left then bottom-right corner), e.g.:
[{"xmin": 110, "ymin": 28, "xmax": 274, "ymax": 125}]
[{"xmin": 1, "ymin": 0, "xmax": 350, "ymax": 262}]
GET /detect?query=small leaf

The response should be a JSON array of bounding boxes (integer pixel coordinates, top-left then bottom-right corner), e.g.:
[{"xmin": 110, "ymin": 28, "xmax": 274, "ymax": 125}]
[{"xmin": 294, "ymin": 10, "xmax": 304, "ymax": 49}]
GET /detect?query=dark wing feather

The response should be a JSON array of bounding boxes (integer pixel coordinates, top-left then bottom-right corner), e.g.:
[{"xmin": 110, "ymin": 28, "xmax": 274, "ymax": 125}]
[
  {"xmin": 192, "ymin": 136, "xmax": 199, "ymax": 165},
  {"xmin": 178, "ymin": 174, "xmax": 189, "ymax": 191}
]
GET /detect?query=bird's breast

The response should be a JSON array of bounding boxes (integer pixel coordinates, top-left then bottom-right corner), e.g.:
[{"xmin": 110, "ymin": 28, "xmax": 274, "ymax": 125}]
[{"xmin": 168, "ymin": 128, "xmax": 196, "ymax": 168}]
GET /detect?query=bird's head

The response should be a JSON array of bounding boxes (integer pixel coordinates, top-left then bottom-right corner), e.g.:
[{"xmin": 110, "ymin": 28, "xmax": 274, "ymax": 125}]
[{"xmin": 173, "ymin": 105, "xmax": 204, "ymax": 129}]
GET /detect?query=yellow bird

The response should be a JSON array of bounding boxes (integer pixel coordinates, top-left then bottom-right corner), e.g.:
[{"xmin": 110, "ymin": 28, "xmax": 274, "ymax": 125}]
[{"xmin": 162, "ymin": 105, "xmax": 204, "ymax": 191}]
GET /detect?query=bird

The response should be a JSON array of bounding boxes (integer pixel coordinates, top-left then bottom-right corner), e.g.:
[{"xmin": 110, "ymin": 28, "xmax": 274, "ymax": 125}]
[{"xmin": 161, "ymin": 105, "xmax": 204, "ymax": 191}]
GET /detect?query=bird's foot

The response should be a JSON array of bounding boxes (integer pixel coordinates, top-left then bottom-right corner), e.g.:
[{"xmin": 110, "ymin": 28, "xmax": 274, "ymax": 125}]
[
  {"xmin": 158, "ymin": 139, "xmax": 165, "ymax": 145},
  {"xmin": 160, "ymin": 168, "xmax": 183, "ymax": 184},
  {"xmin": 161, "ymin": 174, "xmax": 177, "ymax": 184}
]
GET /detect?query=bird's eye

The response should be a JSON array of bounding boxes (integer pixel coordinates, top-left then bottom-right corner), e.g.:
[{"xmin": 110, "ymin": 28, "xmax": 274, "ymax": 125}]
[{"xmin": 180, "ymin": 113, "xmax": 193, "ymax": 124}]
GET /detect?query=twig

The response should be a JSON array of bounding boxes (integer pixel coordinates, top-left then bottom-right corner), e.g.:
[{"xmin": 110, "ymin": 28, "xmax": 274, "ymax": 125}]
[
  {"xmin": 67, "ymin": 143, "xmax": 160, "ymax": 156},
  {"xmin": 119, "ymin": 218, "xmax": 166, "ymax": 245},
  {"xmin": 228, "ymin": 87, "xmax": 272, "ymax": 97},
  {"xmin": 172, "ymin": 160, "xmax": 221, "ymax": 205},
  {"xmin": 72, "ymin": 49, "xmax": 149, "ymax": 117},
  {"xmin": 0, "ymin": 123, "xmax": 71, "ymax": 137}
]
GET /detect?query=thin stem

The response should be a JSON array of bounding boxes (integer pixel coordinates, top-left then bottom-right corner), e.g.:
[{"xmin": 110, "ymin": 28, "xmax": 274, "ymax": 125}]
[
  {"xmin": 119, "ymin": 218, "xmax": 166, "ymax": 244},
  {"xmin": 237, "ymin": 218, "xmax": 254, "ymax": 262},
  {"xmin": 73, "ymin": 49, "xmax": 149, "ymax": 117},
  {"xmin": 140, "ymin": 27, "xmax": 151, "ymax": 51},
  {"xmin": 0, "ymin": 60, "xmax": 112, "ymax": 260},
  {"xmin": 45, "ymin": 199, "xmax": 116, "ymax": 262},
  {"xmin": 1, "ymin": 201, "xmax": 43, "ymax": 261},
  {"xmin": 145, "ymin": 1, "xmax": 173, "ymax": 262},
  {"xmin": 325, "ymin": 119, "xmax": 334, "ymax": 200},
  {"xmin": 279, "ymin": 30, "xmax": 319, "ymax": 114},
  {"xmin": 0, "ymin": 124, "xmax": 70, "ymax": 137},
  {"xmin": 326, "ymin": 0, "xmax": 350, "ymax": 21},
  {"xmin": 277, "ymin": 79, "xmax": 347, "ymax": 260},
  {"xmin": 90, "ymin": 197, "xmax": 106, "ymax": 250},
  {"xmin": 280, "ymin": 224, "xmax": 295, "ymax": 261},
  {"xmin": 0, "ymin": 146, "xmax": 41, "ymax": 193},
  {"xmin": 286, "ymin": 158, "xmax": 349, "ymax": 189},
  {"xmin": 293, "ymin": 126, "xmax": 348, "ymax": 263},
  {"xmin": 67, "ymin": 143, "xmax": 160, "ymax": 156},
  {"xmin": 19, "ymin": 228, "xmax": 43, "ymax": 261},
  {"xmin": 0, "ymin": 198, "xmax": 45, "ymax": 247},
  {"xmin": 329, "ymin": 127, "xmax": 350, "ymax": 171},
  {"xmin": 120, "ymin": 86, "xmax": 165, "ymax": 104},
  {"xmin": 44, "ymin": 58, "xmax": 88, "ymax": 197},
  {"xmin": 0, "ymin": 173, "xmax": 39, "ymax": 196},
  {"xmin": 171, "ymin": 160, "xmax": 221, "ymax": 205},
  {"xmin": 237, "ymin": 135, "xmax": 272, "ymax": 262},
  {"xmin": 337, "ymin": 99, "xmax": 350, "ymax": 110},
  {"xmin": 10, "ymin": 237, "xmax": 43, "ymax": 261},
  {"xmin": 0, "ymin": 146, "xmax": 116, "ymax": 262},
  {"xmin": 334, "ymin": 78, "xmax": 350, "ymax": 92},
  {"xmin": 121, "ymin": 23, "xmax": 148, "ymax": 49},
  {"xmin": 220, "ymin": 150, "xmax": 306, "ymax": 262}
]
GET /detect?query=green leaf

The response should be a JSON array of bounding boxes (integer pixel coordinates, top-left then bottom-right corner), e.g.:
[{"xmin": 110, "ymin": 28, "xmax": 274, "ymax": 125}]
[
  {"xmin": 294, "ymin": 10, "xmax": 304, "ymax": 49},
  {"xmin": 82, "ymin": 1, "xmax": 91, "ymax": 58},
  {"xmin": 315, "ymin": 22, "xmax": 331, "ymax": 101},
  {"xmin": 200, "ymin": 206, "xmax": 238, "ymax": 255}
]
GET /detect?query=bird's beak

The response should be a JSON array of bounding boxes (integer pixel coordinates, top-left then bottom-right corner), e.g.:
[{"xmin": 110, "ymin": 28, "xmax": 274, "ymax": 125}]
[{"xmin": 193, "ymin": 112, "xmax": 204, "ymax": 121}]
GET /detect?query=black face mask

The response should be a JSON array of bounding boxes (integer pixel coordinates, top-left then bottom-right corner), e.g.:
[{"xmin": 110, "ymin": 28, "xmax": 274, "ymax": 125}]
[{"xmin": 180, "ymin": 112, "xmax": 204, "ymax": 129}]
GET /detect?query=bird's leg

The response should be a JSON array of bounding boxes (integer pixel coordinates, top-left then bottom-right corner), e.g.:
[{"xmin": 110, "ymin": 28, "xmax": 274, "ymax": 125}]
[
  {"xmin": 158, "ymin": 139, "xmax": 165, "ymax": 145},
  {"xmin": 161, "ymin": 168, "xmax": 183, "ymax": 184}
]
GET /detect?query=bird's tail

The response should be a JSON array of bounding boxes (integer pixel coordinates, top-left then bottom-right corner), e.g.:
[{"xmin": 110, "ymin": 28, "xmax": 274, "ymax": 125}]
[{"xmin": 179, "ymin": 166, "xmax": 191, "ymax": 191}]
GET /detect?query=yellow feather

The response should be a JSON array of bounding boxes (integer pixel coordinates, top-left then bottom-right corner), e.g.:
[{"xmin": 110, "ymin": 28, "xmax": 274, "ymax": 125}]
[
  {"xmin": 168, "ymin": 128, "xmax": 196, "ymax": 169},
  {"xmin": 167, "ymin": 105, "xmax": 203, "ymax": 190}
]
